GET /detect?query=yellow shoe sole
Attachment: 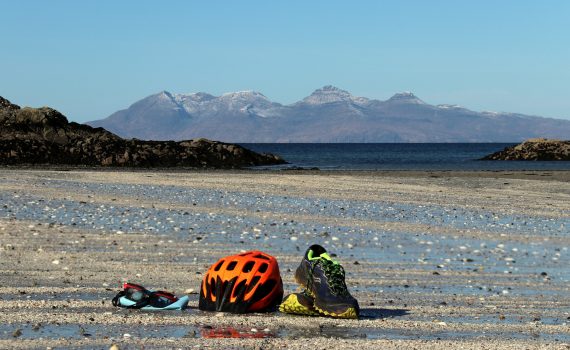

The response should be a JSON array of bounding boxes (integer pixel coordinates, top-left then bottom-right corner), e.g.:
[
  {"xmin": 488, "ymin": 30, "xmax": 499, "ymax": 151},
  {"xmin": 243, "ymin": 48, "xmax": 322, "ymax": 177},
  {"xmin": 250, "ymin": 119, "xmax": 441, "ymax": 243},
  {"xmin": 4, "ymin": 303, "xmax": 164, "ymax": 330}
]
[
  {"xmin": 306, "ymin": 290, "xmax": 359, "ymax": 319},
  {"xmin": 314, "ymin": 304, "xmax": 359, "ymax": 319},
  {"xmin": 279, "ymin": 294, "xmax": 320, "ymax": 316}
]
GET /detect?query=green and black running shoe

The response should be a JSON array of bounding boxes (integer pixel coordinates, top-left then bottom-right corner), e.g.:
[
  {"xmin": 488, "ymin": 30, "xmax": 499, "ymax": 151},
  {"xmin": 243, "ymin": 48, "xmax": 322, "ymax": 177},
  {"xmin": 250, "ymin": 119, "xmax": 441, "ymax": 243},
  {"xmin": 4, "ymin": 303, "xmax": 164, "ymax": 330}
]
[
  {"xmin": 294, "ymin": 244, "xmax": 359, "ymax": 319},
  {"xmin": 279, "ymin": 290, "xmax": 320, "ymax": 316}
]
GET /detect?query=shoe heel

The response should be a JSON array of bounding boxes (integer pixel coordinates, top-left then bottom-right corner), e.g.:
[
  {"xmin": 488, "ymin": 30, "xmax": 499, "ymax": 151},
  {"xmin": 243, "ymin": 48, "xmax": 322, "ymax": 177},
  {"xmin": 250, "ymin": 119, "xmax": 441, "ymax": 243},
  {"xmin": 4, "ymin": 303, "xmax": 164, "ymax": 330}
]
[{"xmin": 294, "ymin": 266, "xmax": 308, "ymax": 287}]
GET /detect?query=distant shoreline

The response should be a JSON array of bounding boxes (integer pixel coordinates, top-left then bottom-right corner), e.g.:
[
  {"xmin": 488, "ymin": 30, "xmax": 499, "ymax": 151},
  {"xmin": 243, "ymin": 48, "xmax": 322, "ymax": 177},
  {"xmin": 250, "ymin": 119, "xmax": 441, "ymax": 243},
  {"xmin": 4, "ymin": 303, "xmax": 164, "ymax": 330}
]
[{"xmin": 2, "ymin": 166, "xmax": 569, "ymax": 182}]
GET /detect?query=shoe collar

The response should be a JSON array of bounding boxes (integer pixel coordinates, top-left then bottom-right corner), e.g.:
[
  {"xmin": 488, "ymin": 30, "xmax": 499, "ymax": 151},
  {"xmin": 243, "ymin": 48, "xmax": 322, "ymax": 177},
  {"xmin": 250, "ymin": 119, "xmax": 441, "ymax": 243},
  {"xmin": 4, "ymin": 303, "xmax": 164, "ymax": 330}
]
[{"xmin": 308, "ymin": 250, "xmax": 338, "ymax": 265}]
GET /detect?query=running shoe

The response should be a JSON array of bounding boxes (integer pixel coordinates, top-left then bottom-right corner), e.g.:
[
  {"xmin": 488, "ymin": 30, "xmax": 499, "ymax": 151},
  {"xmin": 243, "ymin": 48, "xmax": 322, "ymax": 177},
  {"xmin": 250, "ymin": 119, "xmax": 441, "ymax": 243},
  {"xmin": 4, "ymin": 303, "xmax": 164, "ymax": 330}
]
[
  {"xmin": 294, "ymin": 244, "xmax": 359, "ymax": 318},
  {"xmin": 279, "ymin": 290, "xmax": 319, "ymax": 316}
]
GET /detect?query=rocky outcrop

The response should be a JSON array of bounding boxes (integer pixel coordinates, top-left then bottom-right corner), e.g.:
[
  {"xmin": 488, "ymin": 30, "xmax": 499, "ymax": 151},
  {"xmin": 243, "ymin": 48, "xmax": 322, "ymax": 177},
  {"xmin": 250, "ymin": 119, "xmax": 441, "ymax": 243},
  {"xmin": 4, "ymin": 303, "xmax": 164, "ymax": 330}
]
[
  {"xmin": 482, "ymin": 138, "xmax": 570, "ymax": 161},
  {"xmin": 0, "ymin": 97, "xmax": 285, "ymax": 168}
]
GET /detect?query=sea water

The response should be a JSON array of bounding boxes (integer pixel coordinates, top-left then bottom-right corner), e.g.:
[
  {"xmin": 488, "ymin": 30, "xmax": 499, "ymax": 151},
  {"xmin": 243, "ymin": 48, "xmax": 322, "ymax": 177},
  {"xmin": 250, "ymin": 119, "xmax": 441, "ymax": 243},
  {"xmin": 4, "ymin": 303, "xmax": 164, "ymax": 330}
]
[{"xmin": 241, "ymin": 143, "xmax": 570, "ymax": 171}]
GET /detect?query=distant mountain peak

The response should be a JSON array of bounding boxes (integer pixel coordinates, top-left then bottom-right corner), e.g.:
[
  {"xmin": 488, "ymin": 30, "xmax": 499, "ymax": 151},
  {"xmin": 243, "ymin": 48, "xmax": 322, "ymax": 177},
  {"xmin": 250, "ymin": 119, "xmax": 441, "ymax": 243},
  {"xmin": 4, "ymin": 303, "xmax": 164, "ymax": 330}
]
[
  {"xmin": 158, "ymin": 90, "xmax": 174, "ymax": 99},
  {"xmin": 173, "ymin": 92, "xmax": 216, "ymax": 104},
  {"xmin": 318, "ymin": 85, "xmax": 347, "ymax": 92},
  {"xmin": 311, "ymin": 85, "xmax": 350, "ymax": 95},
  {"xmin": 302, "ymin": 85, "xmax": 367, "ymax": 105},
  {"xmin": 220, "ymin": 90, "xmax": 268, "ymax": 100},
  {"xmin": 130, "ymin": 91, "xmax": 178, "ymax": 109},
  {"xmin": 387, "ymin": 91, "xmax": 425, "ymax": 104},
  {"xmin": 390, "ymin": 91, "xmax": 417, "ymax": 99}
]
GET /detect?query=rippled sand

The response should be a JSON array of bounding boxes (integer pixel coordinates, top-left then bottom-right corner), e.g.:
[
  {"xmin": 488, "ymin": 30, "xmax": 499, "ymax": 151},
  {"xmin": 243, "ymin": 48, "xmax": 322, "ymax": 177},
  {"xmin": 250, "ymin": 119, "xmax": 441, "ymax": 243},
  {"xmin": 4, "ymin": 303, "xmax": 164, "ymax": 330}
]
[{"xmin": 1, "ymin": 169, "xmax": 569, "ymax": 349}]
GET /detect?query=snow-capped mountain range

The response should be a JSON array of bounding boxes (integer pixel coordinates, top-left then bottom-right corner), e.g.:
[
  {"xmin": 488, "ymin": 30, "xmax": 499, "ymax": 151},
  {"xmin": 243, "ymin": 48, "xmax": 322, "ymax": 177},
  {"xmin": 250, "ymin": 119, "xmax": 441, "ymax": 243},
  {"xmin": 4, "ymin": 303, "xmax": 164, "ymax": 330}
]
[{"xmin": 87, "ymin": 86, "xmax": 570, "ymax": 142}]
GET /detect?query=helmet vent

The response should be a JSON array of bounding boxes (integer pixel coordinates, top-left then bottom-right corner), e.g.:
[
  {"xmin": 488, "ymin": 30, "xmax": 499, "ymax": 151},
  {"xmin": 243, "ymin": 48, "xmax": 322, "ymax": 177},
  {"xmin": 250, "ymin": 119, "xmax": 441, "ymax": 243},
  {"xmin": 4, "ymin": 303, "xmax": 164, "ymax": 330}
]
[
  {"xmin": 254, "ymin": 254, "xmax": 270, "ymax": 260},
  {"xmin": 214, "ymin": 260, "xmax": 224, "ymax": 271},
  {"xmin": 245, "ymin": 276, "xmax": 261, "ymax": 294},
  {"xmin": 251, "ymin": 279, "xmax": 277, "ymax": 303},
  {"xmin": 242, "ymin": 261, "xmax": 255, "ymax": 273},
  {"xmin": 258, "ymin": 263, "xmax": 268, "ymax": 273},
  {"xmin": 226, "ymin": 261, "xmax": 238, "ymax": 271},
  {"xmin": 232, "ymin": 279, "xmax": 247, "ymax": 299}
]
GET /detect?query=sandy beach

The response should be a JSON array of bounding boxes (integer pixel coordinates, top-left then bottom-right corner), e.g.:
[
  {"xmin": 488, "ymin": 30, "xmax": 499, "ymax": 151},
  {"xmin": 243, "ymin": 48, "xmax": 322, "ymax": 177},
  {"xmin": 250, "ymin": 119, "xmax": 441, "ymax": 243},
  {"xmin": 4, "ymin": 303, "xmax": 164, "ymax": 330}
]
[{"xmin": 1, "ymin": 169, "xmax": 569, "ymax": 349}]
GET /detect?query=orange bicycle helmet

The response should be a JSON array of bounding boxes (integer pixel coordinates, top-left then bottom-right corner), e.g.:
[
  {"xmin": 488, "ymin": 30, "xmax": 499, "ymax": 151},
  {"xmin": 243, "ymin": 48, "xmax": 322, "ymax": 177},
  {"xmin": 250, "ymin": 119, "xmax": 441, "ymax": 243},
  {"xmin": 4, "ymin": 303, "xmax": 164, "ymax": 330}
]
[{"xmin": 199, "ymin": 251, "xmax": 283, "ymax": 313}]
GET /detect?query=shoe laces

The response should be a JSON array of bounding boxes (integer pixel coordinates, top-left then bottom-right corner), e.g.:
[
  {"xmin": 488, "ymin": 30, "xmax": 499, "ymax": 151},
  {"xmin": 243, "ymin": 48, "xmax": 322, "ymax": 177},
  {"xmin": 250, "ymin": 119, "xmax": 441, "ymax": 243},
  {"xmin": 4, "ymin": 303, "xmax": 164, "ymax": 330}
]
[{"xmin": 313, "ymin": 258, "xmax": 350, "ymax": 297}]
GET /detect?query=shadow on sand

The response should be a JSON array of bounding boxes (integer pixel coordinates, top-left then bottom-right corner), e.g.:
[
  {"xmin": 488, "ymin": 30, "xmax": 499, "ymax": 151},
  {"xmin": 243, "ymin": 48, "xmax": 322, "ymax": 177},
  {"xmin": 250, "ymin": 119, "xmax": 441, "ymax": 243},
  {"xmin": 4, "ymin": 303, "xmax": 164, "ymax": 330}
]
[{"xmin": 359, "ymin": 308, "xmax": 410, "ymax": 320}]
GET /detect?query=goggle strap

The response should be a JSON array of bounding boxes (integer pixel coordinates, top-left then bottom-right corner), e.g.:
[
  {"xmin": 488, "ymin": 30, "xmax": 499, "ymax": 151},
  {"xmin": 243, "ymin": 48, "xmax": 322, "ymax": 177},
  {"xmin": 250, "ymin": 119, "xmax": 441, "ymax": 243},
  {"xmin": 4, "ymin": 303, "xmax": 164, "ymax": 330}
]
[
  {"xmin": 152, "ymin": 291, "xmax": 178, "ymax": 302},
  {"xmin": 111, "ymin": 290, "xmax": 125, "ymax": 307}
]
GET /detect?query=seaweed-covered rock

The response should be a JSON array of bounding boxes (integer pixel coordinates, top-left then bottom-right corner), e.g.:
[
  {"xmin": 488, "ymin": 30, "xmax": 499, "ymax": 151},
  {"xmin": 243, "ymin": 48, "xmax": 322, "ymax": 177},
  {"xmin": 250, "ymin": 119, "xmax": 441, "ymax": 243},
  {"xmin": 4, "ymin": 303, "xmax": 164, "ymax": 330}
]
[
  {"xmin": 482, "ymin": 138, "xmax": 570, "ymax": 161},
  {"xmin": 0, "ymin": 96, "xmax": 285, "ymax": 168}
]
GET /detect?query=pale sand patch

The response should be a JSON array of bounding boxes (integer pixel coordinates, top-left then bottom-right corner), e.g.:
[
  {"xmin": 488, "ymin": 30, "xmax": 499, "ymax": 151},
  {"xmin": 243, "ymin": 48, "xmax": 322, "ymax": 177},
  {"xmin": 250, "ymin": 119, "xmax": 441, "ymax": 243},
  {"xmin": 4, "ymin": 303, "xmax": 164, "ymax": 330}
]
[{"xmin": 1, "ymin": 170, "xmax": 569, "ymax": 349}]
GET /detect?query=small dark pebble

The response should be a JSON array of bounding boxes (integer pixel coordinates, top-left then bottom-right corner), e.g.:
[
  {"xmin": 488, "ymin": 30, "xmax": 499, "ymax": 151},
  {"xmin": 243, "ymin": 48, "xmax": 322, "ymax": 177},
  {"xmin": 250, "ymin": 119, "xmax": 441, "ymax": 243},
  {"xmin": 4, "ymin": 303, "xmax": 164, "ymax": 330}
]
[
  {"xmin": 12, "ymin": 329, "xmax": 22, "ymax": 338},
  {"xmin": 353, "ymin": 261, "xmax": 360, "ymax": 265},
  {"xmin": 541, "ymin": 272, "xmax": 548, "ymax": 276},
  {"xmin": 432, "ymin": 271, "xmax": 440, "ymax": 275}
]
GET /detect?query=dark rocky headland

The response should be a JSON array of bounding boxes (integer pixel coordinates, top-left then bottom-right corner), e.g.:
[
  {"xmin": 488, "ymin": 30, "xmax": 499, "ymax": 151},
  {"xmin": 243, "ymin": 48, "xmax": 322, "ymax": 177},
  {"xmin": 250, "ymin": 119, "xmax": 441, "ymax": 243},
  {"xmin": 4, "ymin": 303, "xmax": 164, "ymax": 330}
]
[
  {"xmin": 0, "ymin": 97, "xmax": 285, "ymax": 168},
  {"xmin": 482, "ymin": 138, "xmax": 570, "ymax": 161}
]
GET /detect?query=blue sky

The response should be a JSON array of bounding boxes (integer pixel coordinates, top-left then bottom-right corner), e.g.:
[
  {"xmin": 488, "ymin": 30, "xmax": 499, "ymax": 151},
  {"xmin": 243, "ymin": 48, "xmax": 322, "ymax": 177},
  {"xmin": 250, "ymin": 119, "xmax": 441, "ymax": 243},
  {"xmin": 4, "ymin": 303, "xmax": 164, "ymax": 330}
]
[{"xmin": 1, "ymin": 0, "xmax": 569, "ymax": 122}]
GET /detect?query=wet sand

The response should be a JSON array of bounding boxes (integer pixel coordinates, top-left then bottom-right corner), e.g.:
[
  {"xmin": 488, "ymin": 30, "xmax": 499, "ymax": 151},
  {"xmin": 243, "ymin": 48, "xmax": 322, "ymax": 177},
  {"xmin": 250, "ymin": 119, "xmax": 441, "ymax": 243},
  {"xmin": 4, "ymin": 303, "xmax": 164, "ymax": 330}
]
[{"xmin": 1, "ymin": 169, "xmax": 569, "ymax": 349}]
